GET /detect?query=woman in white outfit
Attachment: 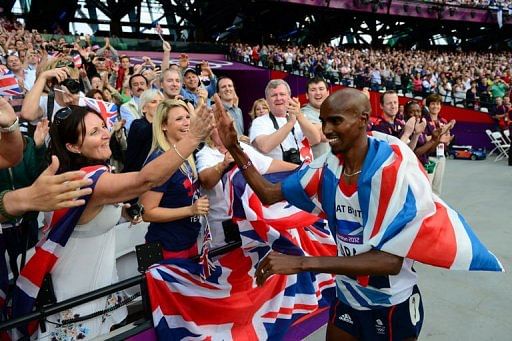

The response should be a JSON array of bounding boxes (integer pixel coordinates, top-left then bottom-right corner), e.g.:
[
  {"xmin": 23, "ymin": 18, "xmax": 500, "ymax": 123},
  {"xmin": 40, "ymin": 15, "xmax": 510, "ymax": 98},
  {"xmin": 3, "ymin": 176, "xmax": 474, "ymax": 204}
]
[{"xmin": 33, "ymin": 103, "xmax": 212, "ymax": 340}]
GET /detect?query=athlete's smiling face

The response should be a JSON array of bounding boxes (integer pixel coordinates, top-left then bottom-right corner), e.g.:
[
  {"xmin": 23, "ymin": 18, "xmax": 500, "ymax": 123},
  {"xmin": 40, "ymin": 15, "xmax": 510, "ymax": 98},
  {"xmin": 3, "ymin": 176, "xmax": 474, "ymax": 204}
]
[{"xmin": 320, "ymin": 90, "xmax": 369, "ymax": 155}]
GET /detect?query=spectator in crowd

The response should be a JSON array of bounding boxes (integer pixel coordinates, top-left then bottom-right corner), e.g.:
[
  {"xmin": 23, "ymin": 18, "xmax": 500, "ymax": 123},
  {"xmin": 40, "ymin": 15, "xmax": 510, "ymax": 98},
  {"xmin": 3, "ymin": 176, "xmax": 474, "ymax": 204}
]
[
  {"xmin": 371, "ymin": 90, "xmax": 405, "ymax": 138},
  {"xmin": 181, "ymin": 61, "xmax": 217, "ymax": 107},
  {"xmin": 490, "ymin": 76, "xmax": 509, "ymax": 101},
  {"xmin": 490, "ymin": 96, "xmax": 509, "ymax": 134},
  {"xmin": 423, "ymin": 94, "xmax": 455, "ymax": 195},
  {"xmin": 119, "ymin": 74, "xmax": 148, "ymax": 133},
  {"xmin": 21, "ymin": 58, "xmax": 81, "ymax": 124},
  {"xmin": 160, "ymin": 68, "xmax": 182, "ymax": 100},
  {"xmin": 36, "ymin": 101, "xmax": 212, "ymax": 339},
  {"xmin": 217, "ymin": 77, "xmax": 244, "ymax": 136},
  {"xmin": 248, "ymin": 98, "xmax": 270, "ymax": 121},
  {"xmin": 124, "ymin": 89, "xmax": 164, "ymax": 173},
  {"xmin": 403, "ymin": 101, "xmax": 442, "ymax": 173},
  {"xmin": 0, "ymin": 118, "xmax": 48, "ymax": 277},
  {"xmin": 140, "ymin": 99, "xmax": 209, "ymax": 259},
  {"xmin": 6, "ymin": 53, "xmax": 35, "ymax": 91},
  {"xmin": 301, "ymin": 77, "xmax": 330, "ymax": 158},
  {"xmin": 116, "ymin": 55, "xmax": 133, "ymax": 91},
  {"xmin": 466, "ymin": 80, "xmax": 480, "ymax": 109},
  {"xmin": 249, "ymin": 79, "xmax": 321, "ymax": 163},
  {"xmin": 0, "ymin": 93, "xmax": 94, "ymax": 223}
]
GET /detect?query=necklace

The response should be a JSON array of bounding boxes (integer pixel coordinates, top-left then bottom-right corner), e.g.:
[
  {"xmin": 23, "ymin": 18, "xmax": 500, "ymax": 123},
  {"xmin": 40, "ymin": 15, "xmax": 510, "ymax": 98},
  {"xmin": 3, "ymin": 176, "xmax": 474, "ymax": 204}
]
[{"xmin": 342, "ymin": 166, "xmax": 362, "ymax": 177}]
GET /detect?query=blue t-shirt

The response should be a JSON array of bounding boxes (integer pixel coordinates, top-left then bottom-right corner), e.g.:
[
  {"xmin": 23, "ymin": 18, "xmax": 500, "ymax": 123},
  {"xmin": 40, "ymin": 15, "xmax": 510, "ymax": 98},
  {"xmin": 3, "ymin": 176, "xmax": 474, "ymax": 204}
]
[{"xmin": 144, "ymin": 149, "xmax": 201, "ymax": 251}]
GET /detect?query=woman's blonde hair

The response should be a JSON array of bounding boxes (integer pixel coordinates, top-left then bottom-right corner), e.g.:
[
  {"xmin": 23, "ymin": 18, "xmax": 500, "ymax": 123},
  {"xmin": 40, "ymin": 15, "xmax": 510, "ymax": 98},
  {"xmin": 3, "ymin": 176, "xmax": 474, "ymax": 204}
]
[
  {"xmin": 151, "ymin": 99, "xmax": 197, "ymax": 178},
  {"xmin": 249, "ymin": 98, "xmax": 270, "ymax": 120}
]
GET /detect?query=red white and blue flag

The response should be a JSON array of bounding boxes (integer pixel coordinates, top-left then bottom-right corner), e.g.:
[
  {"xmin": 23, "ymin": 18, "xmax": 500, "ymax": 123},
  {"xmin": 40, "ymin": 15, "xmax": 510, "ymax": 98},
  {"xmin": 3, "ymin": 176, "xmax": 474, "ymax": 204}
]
[
  {"xmin": 0, "ymin": 70, "xmax": 22, "ymax": 96},
  {"xmin": 10, "ymin": 166, "xmax": 107, "ymax": 339},
  {"xmin": 72, "ymin": 54, "xmax": 82, "ymax": 68},
  {"xmin": 282, "ymin": 131, "xmax": 504, "ymax": 272},
  {"xmin": 80, "ymin": 97, "xmax": 118, "ymax": 130},
  {"xmin": 145, "ymin": 171, "xmax": 337, "ymax": 340}
]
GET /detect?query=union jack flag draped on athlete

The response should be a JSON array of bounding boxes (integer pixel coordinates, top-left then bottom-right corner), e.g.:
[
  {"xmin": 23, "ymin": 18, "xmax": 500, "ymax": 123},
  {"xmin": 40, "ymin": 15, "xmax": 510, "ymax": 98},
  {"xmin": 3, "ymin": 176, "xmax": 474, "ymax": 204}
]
[
  {"xmin": 145, "ymin": 171, "xmax": 337, "ymax": 340},
  {"xmin": 283, "ymin": 131, "xmax": 504, "ymax": 272},
  {"xmin": 0, "ymin": 70, "xmax": 22, "ymax": 96},
  {"xmin": 80, "ymin": 97, "xmax": 118, "ymax": 130},
  {"xmin": 10, "ymin": 166, "xmax": 107, "ymax": 339}
]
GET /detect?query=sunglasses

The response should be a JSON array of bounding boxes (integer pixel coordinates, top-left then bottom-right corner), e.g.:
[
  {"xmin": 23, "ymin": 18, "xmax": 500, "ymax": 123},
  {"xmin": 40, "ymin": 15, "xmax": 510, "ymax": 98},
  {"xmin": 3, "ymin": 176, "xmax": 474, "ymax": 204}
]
[{"xmin": 53, "ymin": 107, "xmax": 73, "ymax": 125}]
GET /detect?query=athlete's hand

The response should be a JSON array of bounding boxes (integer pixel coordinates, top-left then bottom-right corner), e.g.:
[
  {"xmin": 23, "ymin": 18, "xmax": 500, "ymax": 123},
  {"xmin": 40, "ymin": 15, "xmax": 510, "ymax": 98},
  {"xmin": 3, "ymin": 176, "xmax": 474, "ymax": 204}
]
[{"xmin": 255, "ymin": 251, "xmax": 304, "ymax": 286}]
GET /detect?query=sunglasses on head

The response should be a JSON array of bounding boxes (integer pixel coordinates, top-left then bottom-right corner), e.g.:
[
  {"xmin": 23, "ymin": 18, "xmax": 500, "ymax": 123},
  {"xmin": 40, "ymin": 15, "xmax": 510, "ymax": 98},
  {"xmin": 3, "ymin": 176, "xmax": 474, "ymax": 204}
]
[{"xmin": 53, "ymin": 107, "xmax": 73, "ymax": 125}]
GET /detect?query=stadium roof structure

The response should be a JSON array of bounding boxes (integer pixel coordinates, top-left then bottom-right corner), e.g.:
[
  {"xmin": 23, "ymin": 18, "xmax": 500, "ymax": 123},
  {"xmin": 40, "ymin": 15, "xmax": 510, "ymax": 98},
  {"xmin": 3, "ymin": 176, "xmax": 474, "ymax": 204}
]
[{"xmin": 4, "ymin": 0, "xmax": 512, "ymax": 49}]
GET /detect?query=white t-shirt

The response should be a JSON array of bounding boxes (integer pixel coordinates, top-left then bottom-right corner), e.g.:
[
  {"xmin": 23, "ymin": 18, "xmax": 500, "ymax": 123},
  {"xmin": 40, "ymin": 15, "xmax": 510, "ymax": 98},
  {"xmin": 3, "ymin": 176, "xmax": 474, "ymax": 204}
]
[
  {"xmin": 196, "ymin": 143, "xmax": 272, "ymax": 248},
  {"xmin": 249, "ymin": 114, "xmax": 304, "ymax": 161}
]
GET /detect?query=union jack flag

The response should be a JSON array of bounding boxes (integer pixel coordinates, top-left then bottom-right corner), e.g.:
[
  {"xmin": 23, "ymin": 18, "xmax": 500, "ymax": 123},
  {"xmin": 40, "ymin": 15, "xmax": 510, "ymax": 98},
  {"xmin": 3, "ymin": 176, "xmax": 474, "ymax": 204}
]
[
  {"xmin": 0, "ymin": 70, "xmax": 22, "ymax": 96},
  {"xmin": 282, "ymin": 131, "xmax": 504, "ymax": 272},
  {"xmin": 145, "ymin": 171, "xmax": 337, "ymax": 340},
  {"xmin": 198, "ymin": 218, "xmax": 214, "ymax": 281},
  {"xmin": 10, "ymin": 166, "xmax": 107, "ymax": 339},
  {"xmin": 80, "ymin": 97, "xmax": 119, "ymax": 130}
]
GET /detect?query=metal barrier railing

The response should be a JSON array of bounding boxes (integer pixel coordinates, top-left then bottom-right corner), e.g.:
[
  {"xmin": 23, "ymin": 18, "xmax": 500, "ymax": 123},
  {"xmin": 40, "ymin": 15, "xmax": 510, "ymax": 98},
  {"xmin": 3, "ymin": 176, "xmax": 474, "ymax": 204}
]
[{"xmin": 0, "ymin": 240, "xmax": 242, "ymax": 334}]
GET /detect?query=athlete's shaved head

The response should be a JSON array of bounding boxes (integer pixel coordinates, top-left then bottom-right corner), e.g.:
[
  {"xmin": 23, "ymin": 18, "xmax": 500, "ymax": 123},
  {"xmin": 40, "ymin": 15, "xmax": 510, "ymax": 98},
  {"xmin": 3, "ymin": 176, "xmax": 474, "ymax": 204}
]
[{"xmin": 321, "ymin": 88, "xmax": 371, "ymax": 121}]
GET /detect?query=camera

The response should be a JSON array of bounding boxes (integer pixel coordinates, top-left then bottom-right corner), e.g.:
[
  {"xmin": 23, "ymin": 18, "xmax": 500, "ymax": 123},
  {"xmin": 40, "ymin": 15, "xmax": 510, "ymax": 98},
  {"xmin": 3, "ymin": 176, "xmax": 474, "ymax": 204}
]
[
  {"xmin": 127, "ymin": 203, "xmax": 144, "ymax": 219},
  {"xmin": 60, "ymin": 78, "xmax": 81, "ymax": 94},
  {"xmin": 282, "ymin": 148, "xmax": 301, "ymax": 165}
]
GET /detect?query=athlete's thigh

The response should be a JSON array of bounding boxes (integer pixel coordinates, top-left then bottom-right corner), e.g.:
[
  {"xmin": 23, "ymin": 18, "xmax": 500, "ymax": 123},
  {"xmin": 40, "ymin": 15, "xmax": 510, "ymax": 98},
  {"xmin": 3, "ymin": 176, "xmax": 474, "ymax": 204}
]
[{"xmin": 326, "ymin": 322, "xmax": 359, "ymax": 341}]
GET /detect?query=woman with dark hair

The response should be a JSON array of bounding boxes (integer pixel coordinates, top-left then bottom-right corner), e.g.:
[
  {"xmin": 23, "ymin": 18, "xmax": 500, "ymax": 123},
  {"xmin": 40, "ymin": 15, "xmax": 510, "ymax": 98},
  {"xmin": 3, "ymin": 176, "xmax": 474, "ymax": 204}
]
[{"xmin": 24, "ymin": 104, "xmax": 212, "ymax": 340}]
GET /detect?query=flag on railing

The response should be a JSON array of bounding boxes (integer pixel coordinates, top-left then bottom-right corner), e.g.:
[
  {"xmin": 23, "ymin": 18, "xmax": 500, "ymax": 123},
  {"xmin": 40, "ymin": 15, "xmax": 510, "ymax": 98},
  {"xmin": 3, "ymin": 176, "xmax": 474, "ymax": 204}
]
[
  {"xmin": 145, "ymin": 171, "xmax": 337, "ymax": 340},
  {"xmin": 80, "ymin": 97, "xmax": 118, "ymax": 130},
  {"xmin": 0, "ymin": 70, "xmax": 22, "ymax": 96},
  {"xmin": 11, "ymin": 166, "xmax": 107, "ymax": 339}
]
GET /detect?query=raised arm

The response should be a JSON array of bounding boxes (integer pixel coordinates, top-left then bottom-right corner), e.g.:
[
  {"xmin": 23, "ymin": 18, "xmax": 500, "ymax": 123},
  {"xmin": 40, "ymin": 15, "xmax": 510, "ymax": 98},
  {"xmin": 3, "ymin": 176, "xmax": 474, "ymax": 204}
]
[
  {"xmin": 214, "ymin": 95, "xmax": 284, "ymax": 205},
  {"xmin": 161, "ymin": 41, "xmax": 171, "ymax": 71},
  {"xmin": 0, "ymin": 98, "xmax": 23, "ymax": 168},
  {"xmin": 21, "ymin": 68, "xmax": 69, "ymax": 121},
  {"xmin": 1, "ymin": 156, "xmax": 93, "ymax": 222},
  {"xmin": 89, "ymin": 103, "xmax": 214, "ymax": 207}
]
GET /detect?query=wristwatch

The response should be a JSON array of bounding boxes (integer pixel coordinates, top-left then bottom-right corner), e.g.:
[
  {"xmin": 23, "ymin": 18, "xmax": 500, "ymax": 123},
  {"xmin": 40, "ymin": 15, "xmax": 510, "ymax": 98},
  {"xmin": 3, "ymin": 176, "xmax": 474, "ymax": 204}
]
[{"xmin": 0, "ymin": 116, "xmax": 19, "ymax": 133}]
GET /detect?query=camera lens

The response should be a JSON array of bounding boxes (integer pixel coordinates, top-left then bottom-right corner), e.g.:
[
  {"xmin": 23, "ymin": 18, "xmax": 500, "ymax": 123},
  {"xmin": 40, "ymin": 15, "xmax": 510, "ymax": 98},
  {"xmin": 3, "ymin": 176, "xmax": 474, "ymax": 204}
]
[{"xmin": 60, "ymin": 78, "xmax": 80, "ymax": 94}]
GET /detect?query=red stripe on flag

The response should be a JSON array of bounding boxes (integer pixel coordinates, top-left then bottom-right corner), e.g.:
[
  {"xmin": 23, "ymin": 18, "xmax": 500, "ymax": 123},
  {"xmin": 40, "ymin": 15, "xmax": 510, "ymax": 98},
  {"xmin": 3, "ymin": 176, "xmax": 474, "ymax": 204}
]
[
  {"xmin": 370, "ymin": 145, "xmax": 402, "ymax": 238},
  {"xmin": 304, "ymin": 168, "xmax": 320, "ymax": 198},
  {"xmin": 21, "ymin": 249, "xmax": 58, "ymax": 287},
  {"xmin": 407, "ymin": 202, "xmax": 457, "ymax": 268}
]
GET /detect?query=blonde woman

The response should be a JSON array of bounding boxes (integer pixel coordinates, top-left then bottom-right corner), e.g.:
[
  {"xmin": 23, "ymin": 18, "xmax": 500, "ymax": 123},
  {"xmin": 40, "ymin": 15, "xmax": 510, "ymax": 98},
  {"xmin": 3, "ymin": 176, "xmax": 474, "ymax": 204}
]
[
  {"xmin": 141, "ymin": 99, "xmax": 209, "ymax": 258},
  {"xmin": 248, "ymin": 98, "xmax": 270, "ymax": 120}
]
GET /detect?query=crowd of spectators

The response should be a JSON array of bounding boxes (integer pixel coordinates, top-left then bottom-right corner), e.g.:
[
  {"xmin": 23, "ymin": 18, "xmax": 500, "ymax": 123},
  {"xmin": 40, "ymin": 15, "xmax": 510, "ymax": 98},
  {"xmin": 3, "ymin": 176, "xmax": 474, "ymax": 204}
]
[
  {"xmin": 230, "ymin": 43, "xmax": 512, "ymax": 109},
  {"xmin": 427, "ymin": 0, "xmax": 512, "ymax": 8}
]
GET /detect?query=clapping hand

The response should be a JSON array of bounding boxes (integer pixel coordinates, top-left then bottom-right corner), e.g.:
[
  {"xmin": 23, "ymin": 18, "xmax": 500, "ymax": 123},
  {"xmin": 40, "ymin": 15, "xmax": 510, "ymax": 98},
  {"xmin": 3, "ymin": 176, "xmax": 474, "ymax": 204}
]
[{"xmin": 213, "ymin": 94, "xmax": 238, "ymax": 150}]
